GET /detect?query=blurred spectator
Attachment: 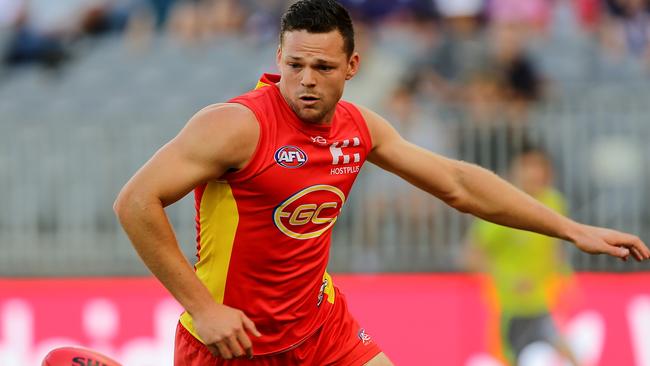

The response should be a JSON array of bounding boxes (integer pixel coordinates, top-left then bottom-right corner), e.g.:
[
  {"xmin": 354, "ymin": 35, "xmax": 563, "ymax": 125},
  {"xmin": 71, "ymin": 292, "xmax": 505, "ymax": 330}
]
[
  {"xmin": 0, "ymin": 0, "xmax": 23, "ymax": 72},
  {"xmin": 148, "ymin": 0, "xmax": 176, "ymax": 30},
  {"xmin": 243, "ymin": 0, "xmax": 286, "ymax": 43},
  {"xmin": 167, "ymin": 0, "xmax": 201, "ymax": 43},
  {"xmin": 0, "ymin": 0, "xmax": 23, "ymax": 29},
  {"xmin": 384, "ymin": 79, "xmax": 450, "ymax": 155},
  {"xmin": 525, "ymin": 0, "xmax": 608, "ymax": 86},
  {"xmin": 2, "ymin": 0, "xmax": 147, "ymax": 70},
  {"xmin": 435, "ymin": 0, "xmax": 484, "ymax": 18},
  {"xmin": 340, "ymin": 0, "xmax": 436, "ymax": 24},
  {"xmin": 168, "ymin": 0, "xmax": 248, "ymax": 44},
  {"xmin": 463, "ymin": 147, "xmax": 578, "ymax": 366},
  {"xmin": 411, "ymin": 0, "xmax": 490, "ymax": 102},
  {"xmin": 447, "ymin": 22, "xmax": 543, "ymax": 172},
  {"xmin": 78, "ymin": 1, "xmax": 131, "ymax": 38},
  {"xmin": 574, "ymin": 0, "xmax": 603, "ymax": 30},
  {"xmin": 204, "ymin": 0, "xmax": 247, "ymax": 35},
  {"xmin": 2, "ymin": 2, "xmax": 70, "ymax": 69},
  {"xmin": 491, "ymin": 23, "xmax": 542, "ymax": 123},
  {"xmin": 601, "ymin": 0, "xmax": 650, "ymax": 62},
  {"xmin": 488, "ymin": 0, "xmax": 550, "ymax": 30}
]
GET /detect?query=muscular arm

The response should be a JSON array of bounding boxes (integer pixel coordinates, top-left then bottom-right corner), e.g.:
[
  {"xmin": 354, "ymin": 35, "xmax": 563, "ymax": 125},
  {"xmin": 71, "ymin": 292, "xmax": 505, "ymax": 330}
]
[
  {"xmin": 113, "ymin": 103, "xmax": 261, "ymax": 358},
  {"xmin": 361, "ymin": 106, "xmax": 650, "ymax": 261}
]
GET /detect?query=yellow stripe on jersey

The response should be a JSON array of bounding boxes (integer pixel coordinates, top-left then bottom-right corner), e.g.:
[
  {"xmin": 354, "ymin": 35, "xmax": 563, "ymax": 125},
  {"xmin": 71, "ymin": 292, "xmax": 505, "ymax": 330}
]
[
  {"xmin": 180, "ymin": 181, "xmax": 239, "ymax": 343},
  {"xmin": 255, "ymin": 81, "xmax": 270, "ymax": 90}
]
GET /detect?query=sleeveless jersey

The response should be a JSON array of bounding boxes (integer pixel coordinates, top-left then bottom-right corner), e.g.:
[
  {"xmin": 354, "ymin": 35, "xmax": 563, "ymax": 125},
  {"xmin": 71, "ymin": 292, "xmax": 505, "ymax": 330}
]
[{"xmin": 179, "ymin": 74, "xmax": 372, "ymax": 355}]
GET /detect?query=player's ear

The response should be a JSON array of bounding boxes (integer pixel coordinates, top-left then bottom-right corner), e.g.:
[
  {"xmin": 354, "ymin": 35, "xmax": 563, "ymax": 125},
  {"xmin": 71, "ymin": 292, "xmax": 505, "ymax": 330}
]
[
  {"xmin": 345, "ymin": 52, "xmax": 360, "ymax": 80},
  {"xmin": 276, "ymin": 44, "xmax": 282, "ymax": 69}
]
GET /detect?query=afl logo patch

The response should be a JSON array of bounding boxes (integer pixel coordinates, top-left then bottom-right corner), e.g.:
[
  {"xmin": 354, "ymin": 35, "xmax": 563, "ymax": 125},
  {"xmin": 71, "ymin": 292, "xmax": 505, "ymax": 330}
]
[{"xmin": 275, "ymin": 146, "xmax": 308, "ymax": 168}]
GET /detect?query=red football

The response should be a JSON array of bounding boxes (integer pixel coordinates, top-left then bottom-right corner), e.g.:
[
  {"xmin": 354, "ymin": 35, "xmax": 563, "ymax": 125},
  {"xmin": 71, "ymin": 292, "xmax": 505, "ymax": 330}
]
[{"xmin": 42, "ymin": 346, "xmax": 122, "ymax": 366}]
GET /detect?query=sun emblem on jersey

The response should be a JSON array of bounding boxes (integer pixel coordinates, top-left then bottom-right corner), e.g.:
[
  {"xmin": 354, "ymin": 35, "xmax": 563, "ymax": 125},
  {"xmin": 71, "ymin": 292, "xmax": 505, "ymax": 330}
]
[
  {"xmin": 274, "ymin": 145, "xmax": 308, "ymax": 168},
  {"xmin": 273, "ymin": 185, "xmax": 346, "ymax": 240}
]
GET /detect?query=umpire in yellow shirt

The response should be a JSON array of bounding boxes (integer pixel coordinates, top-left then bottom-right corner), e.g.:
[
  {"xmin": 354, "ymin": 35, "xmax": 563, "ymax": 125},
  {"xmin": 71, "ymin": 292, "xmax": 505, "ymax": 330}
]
[{"xmin": 466, "ymin": 147, "xmax": 579, "ymax": 366}]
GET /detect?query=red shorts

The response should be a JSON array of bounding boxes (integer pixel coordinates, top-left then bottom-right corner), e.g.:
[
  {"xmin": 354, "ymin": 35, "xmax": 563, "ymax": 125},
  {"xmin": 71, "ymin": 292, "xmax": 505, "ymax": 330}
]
[{"xmin": 174, "ymin": 289, "xmax": 382, "ymax": 365}]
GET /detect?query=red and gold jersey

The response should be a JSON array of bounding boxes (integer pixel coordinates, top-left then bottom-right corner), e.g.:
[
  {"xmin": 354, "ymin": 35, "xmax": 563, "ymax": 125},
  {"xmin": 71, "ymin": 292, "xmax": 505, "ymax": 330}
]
[{"xmin": 179, "ymin": 74, "xmax": 372, "ymax": 355}]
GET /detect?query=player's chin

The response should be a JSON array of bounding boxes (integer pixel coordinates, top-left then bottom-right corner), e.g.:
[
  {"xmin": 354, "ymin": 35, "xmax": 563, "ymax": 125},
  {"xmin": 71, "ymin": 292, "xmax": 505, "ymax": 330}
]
[{"xmin": 298, "ymin": 109, "xmax": 324, "ymax": 124}]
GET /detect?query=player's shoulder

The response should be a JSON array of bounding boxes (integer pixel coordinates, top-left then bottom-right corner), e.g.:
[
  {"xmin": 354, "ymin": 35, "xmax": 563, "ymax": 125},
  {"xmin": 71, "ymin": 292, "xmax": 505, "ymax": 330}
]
[
  {"xmin": 342, "ymin": 101, "xmax": 370, "ymax": 118},
  {"xmin": 345, "ymin": 102, "xmax": 399, "ymax": 150},
  {"xmin": 174, "ymin": 103, "xmax": 260, "ymax": 169},
  {"xmin": 178, "ymin": 102, "xmax": 259, "ymax": 154},
  {"xmin": 195, "ymin": 102, "xmax": 257, "ymax": 122},
  {"xmin": 338, "ymin": 102, "xmax": 375, "ymax": 131},
  {"xmin": 188, "ymin": 102, "xmax": 258, "ymax": 135},
  {"xmin": 348, "ymin": 103, "xmax": 392, "ymax": 127}
]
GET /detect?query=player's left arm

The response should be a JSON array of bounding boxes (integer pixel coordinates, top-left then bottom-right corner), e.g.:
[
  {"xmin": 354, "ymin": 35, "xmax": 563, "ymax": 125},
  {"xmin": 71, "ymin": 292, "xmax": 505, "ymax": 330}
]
[{"xmin": 360, "ymin": 105, "xmax": 650, "ymax": 261}]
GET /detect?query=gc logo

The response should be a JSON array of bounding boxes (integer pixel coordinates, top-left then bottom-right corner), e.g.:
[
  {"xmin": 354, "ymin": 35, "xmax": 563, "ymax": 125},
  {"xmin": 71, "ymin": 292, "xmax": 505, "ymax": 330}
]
[{"xmin": 273, "ymin": 185, "xmax": 346, "ymax": 240}]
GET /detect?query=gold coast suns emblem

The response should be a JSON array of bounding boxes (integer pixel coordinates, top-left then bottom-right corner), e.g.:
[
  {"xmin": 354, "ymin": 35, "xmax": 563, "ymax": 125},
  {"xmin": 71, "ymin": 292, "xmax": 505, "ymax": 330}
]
[{"xmin": 273, "ymin": 185, "xmax": 346, "ymax": 240}]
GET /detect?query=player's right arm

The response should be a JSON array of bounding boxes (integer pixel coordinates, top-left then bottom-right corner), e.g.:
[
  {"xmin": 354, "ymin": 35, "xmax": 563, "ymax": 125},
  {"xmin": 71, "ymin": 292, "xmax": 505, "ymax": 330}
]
[{"xmin": 113, "ymin": 103, "xmax": 262, "ymax": 359}]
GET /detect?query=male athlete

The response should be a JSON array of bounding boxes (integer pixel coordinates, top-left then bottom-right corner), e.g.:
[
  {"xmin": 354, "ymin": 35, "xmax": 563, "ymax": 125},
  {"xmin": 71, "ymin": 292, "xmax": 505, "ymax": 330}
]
[{"xmin": 114, "ymin": 1, "xmax": 650, "ymax": 365}]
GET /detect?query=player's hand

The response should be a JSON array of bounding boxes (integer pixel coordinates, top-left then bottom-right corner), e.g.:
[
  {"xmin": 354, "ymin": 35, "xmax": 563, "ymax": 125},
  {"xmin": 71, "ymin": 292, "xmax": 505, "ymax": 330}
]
[
  {"xmin": 571, "ymin": 224, "xmax": 650, "ymax": 261},
  {"xmin": 192, "ymin": 303, "xmax": 262, "ymax": 360}
]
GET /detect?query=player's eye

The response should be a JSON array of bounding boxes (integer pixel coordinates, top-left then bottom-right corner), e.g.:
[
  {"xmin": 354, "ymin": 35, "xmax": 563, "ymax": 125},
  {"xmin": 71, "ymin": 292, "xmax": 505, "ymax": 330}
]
[
  {"xmin": 288, "ymin": 63, "xmax": 302, "ymax": 69},
  {"xmin": 318, "ymin": 65, "xmax": 334, "ymax": 71}
]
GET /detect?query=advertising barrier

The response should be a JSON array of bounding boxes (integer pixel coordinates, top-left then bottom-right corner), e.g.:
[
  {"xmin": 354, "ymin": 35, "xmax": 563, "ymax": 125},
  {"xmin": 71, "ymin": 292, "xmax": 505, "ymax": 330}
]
[{"xmin": 1, "ymin": 274, "xmax": 649, "ymax": 365}]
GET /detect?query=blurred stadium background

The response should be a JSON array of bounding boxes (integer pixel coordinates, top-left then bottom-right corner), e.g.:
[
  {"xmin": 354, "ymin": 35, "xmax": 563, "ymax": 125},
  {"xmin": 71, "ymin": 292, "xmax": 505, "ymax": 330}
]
[{"xmin": 1, "ymin": 0, "xmax": 649, "ymax": 365}]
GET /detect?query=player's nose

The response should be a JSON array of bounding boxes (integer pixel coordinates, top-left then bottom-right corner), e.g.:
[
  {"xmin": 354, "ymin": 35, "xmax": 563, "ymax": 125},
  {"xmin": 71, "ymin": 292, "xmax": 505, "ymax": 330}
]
[{"xmin": 300, "ymin": 69, "xmax": 317, "ymax": 88}]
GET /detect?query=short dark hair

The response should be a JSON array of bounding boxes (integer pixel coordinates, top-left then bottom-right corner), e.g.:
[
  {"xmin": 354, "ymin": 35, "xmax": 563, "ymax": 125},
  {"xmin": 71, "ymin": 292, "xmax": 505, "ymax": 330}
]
[{"xmin": 280, "ymin": 0, "xmax": 355, "ymax": 57}]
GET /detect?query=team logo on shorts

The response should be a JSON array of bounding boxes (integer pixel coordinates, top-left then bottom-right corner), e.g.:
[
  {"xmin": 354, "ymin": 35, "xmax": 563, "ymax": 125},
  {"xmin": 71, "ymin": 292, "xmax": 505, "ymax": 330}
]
[
  {"xmin": 358, "ymin": 328, "xmax": 372, "ymax": 345},
  {"xmin": 317, "ymin": 277, "xmax": 329, "ymax": 307},
  {"xmin": 273, "ymin": 185, "xmax": 346, "ymax": 240},
  {"xmin": 274, "ymin": 145, "xmax": 308, "ymax": 168}
]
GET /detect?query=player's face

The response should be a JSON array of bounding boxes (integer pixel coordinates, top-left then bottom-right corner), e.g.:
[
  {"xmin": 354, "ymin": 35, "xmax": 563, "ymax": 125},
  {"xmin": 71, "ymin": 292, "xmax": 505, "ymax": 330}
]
[
  {"xmin": 277, "ymin": 30, "xmax": 359, "ymax": 124},
  {"xmin": 512, "ymin": 153, "xmax": 552, "ymax": 196}
]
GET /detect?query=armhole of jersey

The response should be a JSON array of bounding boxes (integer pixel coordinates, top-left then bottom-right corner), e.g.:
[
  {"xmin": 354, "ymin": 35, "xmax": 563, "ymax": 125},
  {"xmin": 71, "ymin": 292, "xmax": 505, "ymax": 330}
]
[
  {"xmin": 221, "ymin": 99, "xmax": 266, "ymax": 183},
  {"xmin": 193, "ymin": 183, "xmax": 207, "ymax": 266},
  {"xmin": 339, "ymin": 101, "xmax": 373, "ymax": 154}
]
